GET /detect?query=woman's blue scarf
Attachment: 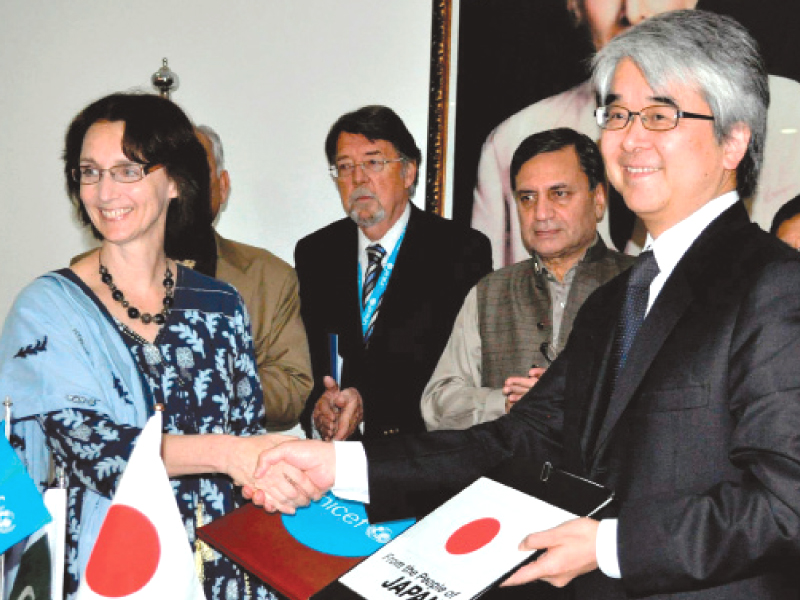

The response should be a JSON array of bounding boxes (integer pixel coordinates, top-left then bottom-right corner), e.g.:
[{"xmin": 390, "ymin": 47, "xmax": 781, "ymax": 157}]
[{"xmin": 0, "ymin": 271, "xmax": 152, "ymax": 573}]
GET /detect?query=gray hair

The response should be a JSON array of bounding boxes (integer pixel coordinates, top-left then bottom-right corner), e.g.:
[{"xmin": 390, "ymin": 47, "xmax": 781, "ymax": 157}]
[
  {"xmin": 591, "ymin": 9, "xmax": 769, "ymax": 199},
  {"xmin": 197, "ymin": 124, "xmax": 225, "ymax": 174}
]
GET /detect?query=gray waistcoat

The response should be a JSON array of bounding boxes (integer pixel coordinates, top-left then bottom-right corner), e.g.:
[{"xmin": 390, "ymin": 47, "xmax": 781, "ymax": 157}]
[{"xmin": 477, "ymin": 238, "xmax": 634, "ymax": 388}]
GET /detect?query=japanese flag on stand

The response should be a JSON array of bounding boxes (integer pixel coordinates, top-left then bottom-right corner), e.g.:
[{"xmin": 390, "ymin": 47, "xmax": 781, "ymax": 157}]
[{"xmin": 76, "ymin": 410, "xmax": 206, "ymax": 600}]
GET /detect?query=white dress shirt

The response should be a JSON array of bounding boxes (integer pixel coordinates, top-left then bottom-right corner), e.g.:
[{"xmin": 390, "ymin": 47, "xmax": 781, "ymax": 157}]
[{"xmin": 357, "ymin": 202, "xmax": 411, "ymax": 278}]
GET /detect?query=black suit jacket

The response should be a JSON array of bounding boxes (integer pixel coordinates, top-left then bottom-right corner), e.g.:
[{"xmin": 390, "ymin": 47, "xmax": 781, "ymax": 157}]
[
  {"xmin": 295, "ymin": 205, "xmax": 492, "ymax": 439},
  {"xmin": 363, "ymin": 202, "xmax": 800, "ymax": 599}
]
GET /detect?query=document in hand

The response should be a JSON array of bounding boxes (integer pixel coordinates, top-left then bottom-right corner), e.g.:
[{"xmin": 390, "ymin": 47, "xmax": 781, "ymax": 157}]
[{"xmin": 313, "ymin": 460, "xmax": 613, "ymax": 600}]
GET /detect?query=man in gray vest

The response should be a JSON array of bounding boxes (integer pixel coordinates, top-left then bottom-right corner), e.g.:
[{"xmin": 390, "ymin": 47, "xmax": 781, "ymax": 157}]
[{"xmin": 421, "ymin": 128, "xmax": 633, "ymax": 430}]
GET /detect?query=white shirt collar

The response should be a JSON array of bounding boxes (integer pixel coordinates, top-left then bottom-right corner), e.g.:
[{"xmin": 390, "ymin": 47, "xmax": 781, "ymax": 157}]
[
  {"xmin": 644, "ymin": 191, "xmax": 739, "ymax": 312},
  {"xmin": 646, "ymin": 191, "xmax": 738, "ymax": 277},
  {"xmin": 357, "ymin": 202, "xmax": 411, "ymax": 266}
]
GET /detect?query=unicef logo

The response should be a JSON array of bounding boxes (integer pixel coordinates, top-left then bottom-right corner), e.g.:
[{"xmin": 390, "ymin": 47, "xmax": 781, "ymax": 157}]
[
  {"xmin": 0, "ymin": 497, "xmax": 15, "ymax": 535},
  {"xmin": 366, "ymin": 525, "xmax": 393, "ymax": 544},
  {"xmin": 282, "ymin": 492, "xmax": 414, "ymax": 557}
]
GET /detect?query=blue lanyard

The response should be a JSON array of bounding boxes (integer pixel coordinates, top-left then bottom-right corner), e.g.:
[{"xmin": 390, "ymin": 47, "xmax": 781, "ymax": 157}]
[{"xmin": 358, "ymin": 227, "xmax": 407, "ymax": 337}]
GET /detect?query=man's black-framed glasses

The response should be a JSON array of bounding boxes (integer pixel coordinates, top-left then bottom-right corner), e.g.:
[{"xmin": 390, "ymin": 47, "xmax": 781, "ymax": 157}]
[
  {"xmin": 329, "ymin": 158, "xmax": 405, "ymax": 180},
  {"xmin": 71, "ymin": 163, "xmax": 163, "ymax": 185},
  {"xmin": 595, "ymin": 105, "xmax": 715, "ymax": 131}
]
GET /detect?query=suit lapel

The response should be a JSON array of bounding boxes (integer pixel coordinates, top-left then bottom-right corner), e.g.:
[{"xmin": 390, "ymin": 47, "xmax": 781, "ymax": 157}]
[
  {"xmin": 341, "ymin": 223, "xmax": 365, "ymax": 348},
  {"xmin": 591, "ymin": 269, "xmax": 694, "ymax": 461},
  {"xmin": 588, "ymin": 201, "xmax": 752, "ymax": 465},
  {"xmin": 576, "ymin": 277, "xmax": 625, "ymax": 464}
]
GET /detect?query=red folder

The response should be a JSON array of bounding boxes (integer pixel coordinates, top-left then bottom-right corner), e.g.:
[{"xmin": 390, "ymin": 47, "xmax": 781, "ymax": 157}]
[{"xmin": 197, "ymin": 503, "xmax": 363, "ymax": 600}]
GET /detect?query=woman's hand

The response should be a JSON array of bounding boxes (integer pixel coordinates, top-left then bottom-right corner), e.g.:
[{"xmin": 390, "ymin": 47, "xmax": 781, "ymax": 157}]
[
  {"xmin": 162, "ymin": 433, "xmax": 296, "ymax": 487},
  {"xmin": 222, "ymin": 434, "xmax": 297, "ymax": 487}
]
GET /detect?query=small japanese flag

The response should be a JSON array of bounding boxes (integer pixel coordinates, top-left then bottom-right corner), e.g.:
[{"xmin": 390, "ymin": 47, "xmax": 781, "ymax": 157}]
[{"xmin": 76, "ymin": 410, "xmax": 206, "ymax": 600}]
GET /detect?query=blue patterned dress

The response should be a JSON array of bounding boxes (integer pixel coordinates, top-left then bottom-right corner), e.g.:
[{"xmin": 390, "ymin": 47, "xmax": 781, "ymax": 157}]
[{"xmin": 28, "ymin": 266, "xmax": 277, "ymax": 600}]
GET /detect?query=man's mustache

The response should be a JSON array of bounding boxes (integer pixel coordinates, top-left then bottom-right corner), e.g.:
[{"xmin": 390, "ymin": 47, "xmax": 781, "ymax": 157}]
[{"xmin": 349, "ymin": 187, "xmax": 377, "ymax": 203}]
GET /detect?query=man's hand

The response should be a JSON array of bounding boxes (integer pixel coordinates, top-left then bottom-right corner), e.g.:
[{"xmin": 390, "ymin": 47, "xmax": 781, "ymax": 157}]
[
  {"xmin": 243, "ymin": 439, "xmax": 336, "ymax": 514},
  {"xmin": 502, "ymin": 518, "xmax": 599, "ymax": 588},
  {"xmin": 331, "ymin": 387, "xmax": 363, "ymax": 440},
  {"xmin": 223, "ymin": 433, "xmax": 296, "ymax": 488},
  {"xmin": 312, "ymin": 376, "xmax": 342, "ymax": 440},
  {"xmin": 312, "ymin": 375, "xmax": 364, "ymax": 440},
  {"xmin": 504, "ymin": 367, "xmax": 546, "ymax": 412}
]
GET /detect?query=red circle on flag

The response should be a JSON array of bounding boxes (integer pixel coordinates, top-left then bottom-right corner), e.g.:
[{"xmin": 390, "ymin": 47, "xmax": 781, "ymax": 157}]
[
  {"xmin": 85, "ymin": 504, "xmax": 161, "ymax": 596},
  {"xmin": 445, "ymin": 517, "xmax": 501, "ymax": 554}
]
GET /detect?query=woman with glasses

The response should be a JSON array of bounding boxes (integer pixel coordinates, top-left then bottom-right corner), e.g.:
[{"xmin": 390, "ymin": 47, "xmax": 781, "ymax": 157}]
[{"xmin": 0, "ymin": 93, "xmax": 285, "ymax": 600}]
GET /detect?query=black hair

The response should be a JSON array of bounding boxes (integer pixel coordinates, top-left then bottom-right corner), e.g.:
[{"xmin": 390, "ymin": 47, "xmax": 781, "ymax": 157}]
[
  {"xmin": 510, "ymin": 127, "xmax": 606, "ymax": 192},
  {"xmin": 770, "ymin": 193, "xmax": 800, "ymax": 235}
]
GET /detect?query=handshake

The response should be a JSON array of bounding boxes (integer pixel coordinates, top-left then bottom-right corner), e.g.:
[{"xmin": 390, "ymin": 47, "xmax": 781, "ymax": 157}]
[
  {"xmin": 228, "ymin": 432, "xmax": 602, "ymax": 590},
  {"xmin": 229, "ymin": 435, "xmax": 339, "ymax": 515},
  {"xmin": 227, "ymin": 377, "xmax": 362, "ymax": 512}
]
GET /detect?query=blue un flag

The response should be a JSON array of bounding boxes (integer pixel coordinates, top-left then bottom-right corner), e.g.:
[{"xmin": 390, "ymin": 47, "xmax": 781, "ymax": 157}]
[{"xmin": 0, "ymin": 420, "xmax": 51, "ymax": 555}]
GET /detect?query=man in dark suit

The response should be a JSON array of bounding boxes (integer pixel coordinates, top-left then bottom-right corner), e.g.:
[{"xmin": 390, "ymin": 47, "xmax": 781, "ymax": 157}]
[
  {"xmin": 295, "ymin": 106, "xmax": 492, "ymax": 441},
  {"xmin": 251, "ymin": 12, "xmax": 800, "ymax": 599}
]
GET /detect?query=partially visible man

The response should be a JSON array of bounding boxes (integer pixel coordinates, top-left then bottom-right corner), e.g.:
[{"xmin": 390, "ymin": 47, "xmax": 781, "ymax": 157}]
[
  {"xmin": 472, "ymin": 0, "xmax": 800, "ymax": 265},
  {"xmin": 196, "ymin": 125, "xmax": 312, "ymax": 430},
  {"xmin": 250, "ymin": 11, "xmax": 800, "ymax": 600},
  {"xmin": 295, "ymin": 106, "xmax": 492, "ymax": 441},
  {"xmin": 770, "ymin": 193, "xmax": 800, "ymax": 248},
  {"xmin": 422, "ymin": 128, "xmax": 633, "ymax": 430}
]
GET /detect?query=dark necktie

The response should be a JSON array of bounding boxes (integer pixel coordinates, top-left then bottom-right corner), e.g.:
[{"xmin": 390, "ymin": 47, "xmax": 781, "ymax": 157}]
[
  {"xmin": 587, "ymin": 250, "xmax": 659, "ymax": 452},
  {"xmin": 363, "ymin": 244, "xmax": 386, "ymax": 341},
  {"xmin": 609, "ymin": 249, "xmax": 660, "ymax": 390}
]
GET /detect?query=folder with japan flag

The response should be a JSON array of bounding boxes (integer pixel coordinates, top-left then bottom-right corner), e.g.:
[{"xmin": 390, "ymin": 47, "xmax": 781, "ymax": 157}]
[{"xmin": 314, "ymin": 458, "xmax": 613, "ymax": 600}]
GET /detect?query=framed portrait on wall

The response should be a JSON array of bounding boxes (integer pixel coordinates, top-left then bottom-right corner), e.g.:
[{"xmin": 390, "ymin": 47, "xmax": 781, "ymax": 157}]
[{"xmin": 426, "ymin": 0, "xmax": 800, "ymax": 267}]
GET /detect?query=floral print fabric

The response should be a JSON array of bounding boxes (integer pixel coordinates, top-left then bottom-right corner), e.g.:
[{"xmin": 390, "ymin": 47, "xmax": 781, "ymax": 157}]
[{"xmin": 37, "ymin": 267, "xmax": 276, "ymax": 600}]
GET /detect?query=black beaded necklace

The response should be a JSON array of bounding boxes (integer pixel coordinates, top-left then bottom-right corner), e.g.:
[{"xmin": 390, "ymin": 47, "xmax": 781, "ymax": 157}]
[{"xmin": 98, "ymin": 259, "xmax": 175, "ymax": 325}]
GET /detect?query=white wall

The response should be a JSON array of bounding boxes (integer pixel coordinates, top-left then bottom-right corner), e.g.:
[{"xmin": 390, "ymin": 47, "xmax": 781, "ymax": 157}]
[{"xmin": 0, "ymin": 0, "xmax": 433, "ymax": 321}]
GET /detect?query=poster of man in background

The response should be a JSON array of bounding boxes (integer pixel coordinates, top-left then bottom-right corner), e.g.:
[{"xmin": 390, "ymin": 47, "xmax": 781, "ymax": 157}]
[{"xmin": 454, "ymin": 0, "xmax": 800, "ymax": 266}]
